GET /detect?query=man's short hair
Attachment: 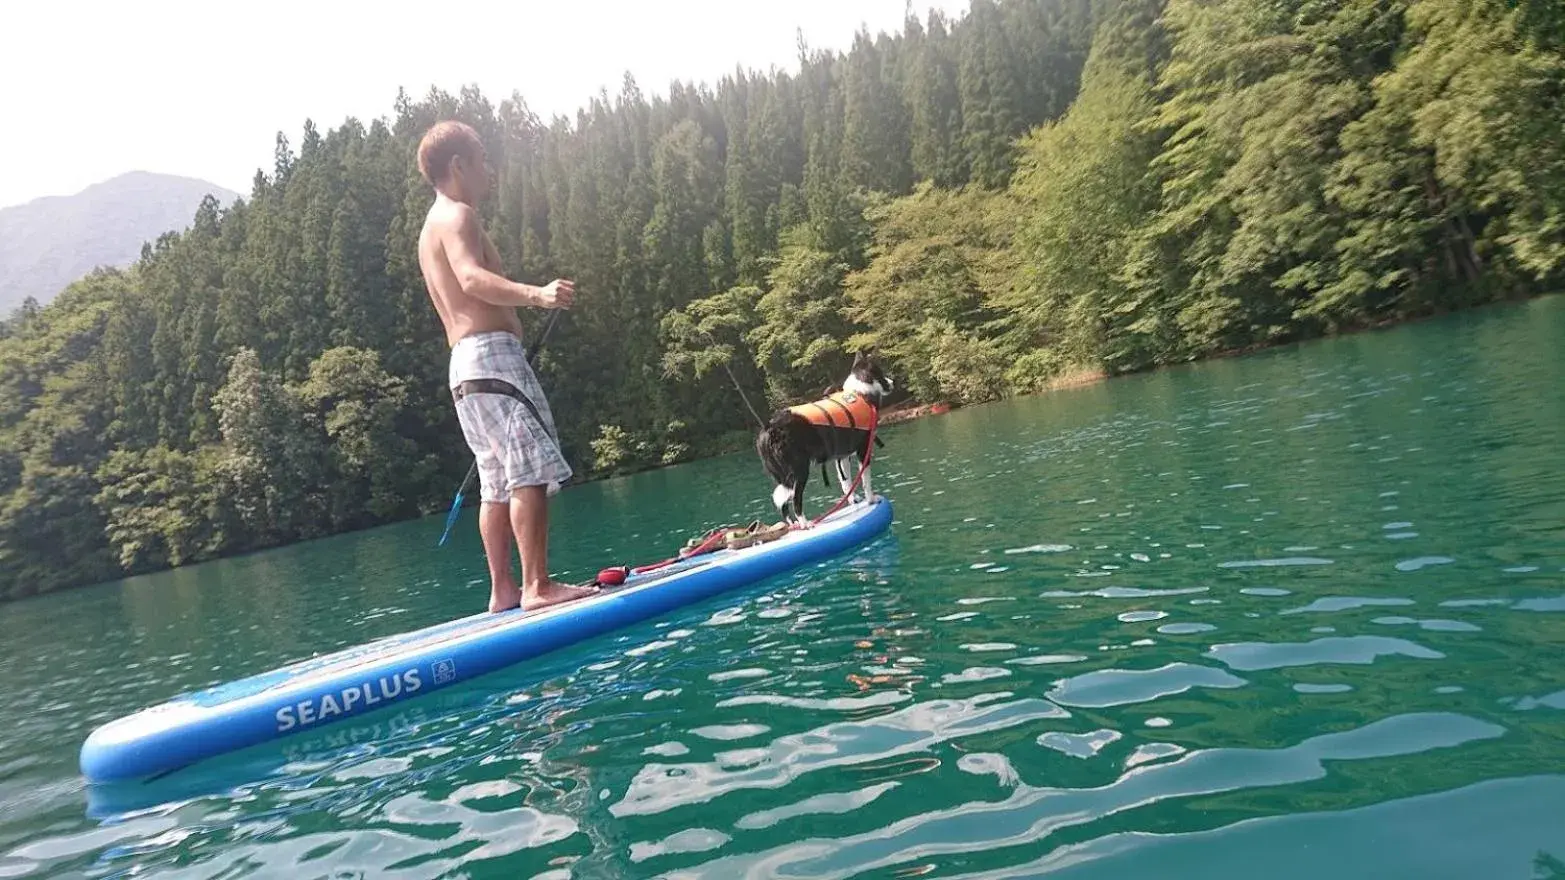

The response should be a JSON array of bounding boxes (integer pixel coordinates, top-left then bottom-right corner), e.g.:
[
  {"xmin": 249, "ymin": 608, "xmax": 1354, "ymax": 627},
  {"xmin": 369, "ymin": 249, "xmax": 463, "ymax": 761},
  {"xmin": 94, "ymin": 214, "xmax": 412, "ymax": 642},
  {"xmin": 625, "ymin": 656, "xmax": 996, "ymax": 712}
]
[{"xmin": 417, "ymin": 120, "xmax": 484, "ymax": 186}]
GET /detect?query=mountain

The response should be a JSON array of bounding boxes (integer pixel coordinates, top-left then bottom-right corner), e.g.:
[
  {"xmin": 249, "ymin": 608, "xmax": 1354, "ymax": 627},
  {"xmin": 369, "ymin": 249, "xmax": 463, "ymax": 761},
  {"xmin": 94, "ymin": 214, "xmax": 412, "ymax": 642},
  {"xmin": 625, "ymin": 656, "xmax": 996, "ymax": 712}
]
[{"xmin": 0, "ymin": 171, "xmax": 240, "ymax": 314}]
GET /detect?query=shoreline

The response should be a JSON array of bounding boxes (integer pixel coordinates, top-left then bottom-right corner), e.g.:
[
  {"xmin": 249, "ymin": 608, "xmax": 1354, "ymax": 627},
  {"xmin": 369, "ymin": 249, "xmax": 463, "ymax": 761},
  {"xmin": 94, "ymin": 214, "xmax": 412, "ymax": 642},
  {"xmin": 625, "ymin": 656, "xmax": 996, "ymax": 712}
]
[{"xmin": 6, "ymin": 290, "xmax": 1556, "ymax": 604}]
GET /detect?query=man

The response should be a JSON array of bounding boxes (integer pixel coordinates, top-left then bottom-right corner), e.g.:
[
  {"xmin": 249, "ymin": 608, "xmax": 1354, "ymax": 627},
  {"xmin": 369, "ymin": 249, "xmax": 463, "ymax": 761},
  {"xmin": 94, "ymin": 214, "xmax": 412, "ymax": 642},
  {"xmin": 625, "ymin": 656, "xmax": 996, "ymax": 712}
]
[{"xmin": 415, "ymin": 119, "xmax": 596, "ymax": 613}]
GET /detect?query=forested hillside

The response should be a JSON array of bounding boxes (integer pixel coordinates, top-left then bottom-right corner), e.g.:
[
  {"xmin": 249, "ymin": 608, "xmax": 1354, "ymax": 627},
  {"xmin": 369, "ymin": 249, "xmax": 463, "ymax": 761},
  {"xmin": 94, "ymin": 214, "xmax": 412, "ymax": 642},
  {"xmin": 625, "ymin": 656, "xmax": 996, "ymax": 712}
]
[{"xmin": 2, "ymin": 0, "xmax": 1561, "ymax": 600}]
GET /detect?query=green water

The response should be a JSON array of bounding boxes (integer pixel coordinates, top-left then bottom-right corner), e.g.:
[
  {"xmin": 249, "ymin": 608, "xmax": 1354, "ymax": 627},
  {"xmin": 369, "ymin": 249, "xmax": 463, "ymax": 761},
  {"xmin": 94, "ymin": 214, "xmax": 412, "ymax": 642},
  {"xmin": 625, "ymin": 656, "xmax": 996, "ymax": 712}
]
[{"xmin": 4, "ymin": 297, "xmax": 1565, "ymax": 879}]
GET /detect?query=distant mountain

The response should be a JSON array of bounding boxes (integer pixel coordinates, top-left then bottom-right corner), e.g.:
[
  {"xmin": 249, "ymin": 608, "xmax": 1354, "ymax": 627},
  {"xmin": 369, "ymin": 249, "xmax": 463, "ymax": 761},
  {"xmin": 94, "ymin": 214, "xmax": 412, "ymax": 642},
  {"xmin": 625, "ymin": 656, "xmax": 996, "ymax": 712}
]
[{"xmin": 0, "ymin": 172, "xmax": 240, "ymax": 314}]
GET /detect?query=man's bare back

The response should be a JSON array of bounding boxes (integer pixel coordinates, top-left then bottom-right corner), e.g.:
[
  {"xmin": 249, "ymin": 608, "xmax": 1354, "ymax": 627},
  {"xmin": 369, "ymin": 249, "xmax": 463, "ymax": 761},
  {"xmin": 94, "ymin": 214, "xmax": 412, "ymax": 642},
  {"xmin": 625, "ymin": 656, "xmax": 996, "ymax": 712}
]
[{"xmin": 418, "ymin": 194, "xmax": 531, "ymax": 347}]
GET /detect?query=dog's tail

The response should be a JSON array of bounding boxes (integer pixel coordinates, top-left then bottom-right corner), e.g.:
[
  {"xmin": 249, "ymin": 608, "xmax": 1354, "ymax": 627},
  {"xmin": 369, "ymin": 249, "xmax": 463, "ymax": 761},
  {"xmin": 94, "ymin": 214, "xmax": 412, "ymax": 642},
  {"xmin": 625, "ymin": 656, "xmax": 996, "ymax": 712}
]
[{"xmin": 755, "ymin": 411, "xmax": 803, "ymax": 487}]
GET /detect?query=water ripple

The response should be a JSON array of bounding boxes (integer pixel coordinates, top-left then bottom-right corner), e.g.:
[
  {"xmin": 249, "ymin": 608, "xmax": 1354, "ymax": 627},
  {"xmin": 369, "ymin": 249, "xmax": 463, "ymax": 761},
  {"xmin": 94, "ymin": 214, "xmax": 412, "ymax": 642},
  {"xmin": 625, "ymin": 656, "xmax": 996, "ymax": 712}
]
[
  {"xmin": 733, "ymin": 782, "xmax": 900, "ymax": 831},
  {"xmin": 1396, "ymin": 556, "xmax": 1456, "ymax": 572},
  {"xmin": 1218, "ymin": 557, "xmax": 1336, "ymax": 569},
  {"xmin": 1206, "ymin": 636, "xmax": 1445, "ymax": 671},
  {"xmin": 1047, "ymin": 663, "xmax": 1248, "ymax": 709},
  {"xmin": 1042, "ymin": 587, "xmax": 1209, "ymax": 599},
  {"xmin": 1037, "ymin": 729, "xmax": 1123, "ymax": 759},
  {"xmin": 1157, "ymin": 623, "xmax": 1217, "ymax": 635},
  {"xmin": 630, "ymin": 827, "xmax": 731, "ymax": 864},
  {"xmin": 1280, "ymin": 597, "xmax": 1416, "ymax": 615},
  {"xmin": 1370, "ymin": 616, "xmax": 1482, "ymax": 633},
  {"xmin": 671, "ymin": 713, "xmax": 1504, "ymax": 878},
  {"xmin": 610, "ymin": 696, "xmax": 1069, "ymax": 819},
  {"xmin": 1004, "ymin": 544, "xmax": 1074, "ymax": 555}
]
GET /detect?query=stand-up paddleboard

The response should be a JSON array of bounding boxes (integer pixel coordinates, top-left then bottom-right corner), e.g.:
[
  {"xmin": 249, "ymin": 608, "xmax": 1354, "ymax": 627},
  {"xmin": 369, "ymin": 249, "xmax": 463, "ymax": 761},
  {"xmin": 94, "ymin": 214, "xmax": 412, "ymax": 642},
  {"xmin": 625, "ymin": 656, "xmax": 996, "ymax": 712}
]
[{"xmin": 80, "ymin": 495, "xmax": 893, "ymax": 784}]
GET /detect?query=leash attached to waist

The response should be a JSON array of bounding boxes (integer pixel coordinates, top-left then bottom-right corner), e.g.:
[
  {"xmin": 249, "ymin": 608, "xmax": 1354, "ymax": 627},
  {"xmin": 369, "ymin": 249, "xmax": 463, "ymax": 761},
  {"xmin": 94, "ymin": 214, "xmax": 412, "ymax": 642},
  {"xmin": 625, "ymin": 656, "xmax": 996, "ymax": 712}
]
[
  {"xmin": 452, "ymin": 377, "xmax": 547, "ymax": 432},
  {"xmin": 451, "ymin": 377, "xmax": 527, "ymax": 403}
]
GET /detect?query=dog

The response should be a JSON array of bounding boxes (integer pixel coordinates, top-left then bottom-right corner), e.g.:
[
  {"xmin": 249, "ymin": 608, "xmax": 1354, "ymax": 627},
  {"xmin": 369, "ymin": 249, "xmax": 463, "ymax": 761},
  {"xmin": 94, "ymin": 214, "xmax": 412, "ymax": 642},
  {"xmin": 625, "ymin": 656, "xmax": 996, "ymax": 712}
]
[{"xmin": 756, "ymin": 350, "xmax": 894, "ymax": 526}]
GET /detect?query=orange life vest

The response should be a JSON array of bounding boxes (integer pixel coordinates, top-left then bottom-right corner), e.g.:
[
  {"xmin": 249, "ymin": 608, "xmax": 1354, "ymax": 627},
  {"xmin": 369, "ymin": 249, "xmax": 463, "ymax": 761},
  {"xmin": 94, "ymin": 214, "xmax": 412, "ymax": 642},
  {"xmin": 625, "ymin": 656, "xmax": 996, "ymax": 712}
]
[{"xmin": 787, "ymin": 389, "xmax": 878, "ymax": 430}]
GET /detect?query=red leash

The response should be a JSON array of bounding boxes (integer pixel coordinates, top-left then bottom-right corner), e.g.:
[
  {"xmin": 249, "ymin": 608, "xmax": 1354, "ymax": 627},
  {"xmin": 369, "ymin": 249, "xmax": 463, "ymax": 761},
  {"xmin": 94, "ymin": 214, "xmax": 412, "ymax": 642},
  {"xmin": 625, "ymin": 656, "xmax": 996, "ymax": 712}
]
[
  {"xmin": 804, "ymin": 405, "xmax": 878, "ymax": 527},
  {"xmin": 597, "ymin": 521, "xmax": 737, "ymax": 583},
  {"xmin": 595, "ymin": 404, "xmax": 879, "ymax": 586}
]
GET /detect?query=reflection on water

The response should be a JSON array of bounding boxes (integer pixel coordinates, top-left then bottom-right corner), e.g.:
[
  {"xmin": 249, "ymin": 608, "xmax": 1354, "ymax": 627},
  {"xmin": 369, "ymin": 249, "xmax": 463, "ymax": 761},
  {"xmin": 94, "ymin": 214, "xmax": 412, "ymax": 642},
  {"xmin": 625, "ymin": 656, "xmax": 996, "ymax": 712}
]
[{"xmin": 3, "ymin": 296, "xmax": 1565, "ymax": 877}]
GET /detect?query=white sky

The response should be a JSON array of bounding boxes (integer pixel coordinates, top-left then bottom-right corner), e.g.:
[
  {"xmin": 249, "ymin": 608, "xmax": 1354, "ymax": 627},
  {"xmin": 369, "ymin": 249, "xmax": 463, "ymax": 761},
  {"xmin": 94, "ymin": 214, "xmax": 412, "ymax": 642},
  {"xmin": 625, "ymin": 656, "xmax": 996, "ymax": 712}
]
[{"xmin": 0, "ymin": 0, "xmax": 969, "ymax": 209}]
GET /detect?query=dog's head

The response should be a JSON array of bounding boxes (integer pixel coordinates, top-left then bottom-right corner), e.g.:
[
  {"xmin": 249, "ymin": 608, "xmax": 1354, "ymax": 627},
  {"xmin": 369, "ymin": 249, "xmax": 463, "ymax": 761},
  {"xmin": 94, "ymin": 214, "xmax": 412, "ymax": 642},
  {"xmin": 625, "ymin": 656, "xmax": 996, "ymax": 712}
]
[{"xmin": 843, "ymin": 348, "xmax": 893, "ymax": 403}]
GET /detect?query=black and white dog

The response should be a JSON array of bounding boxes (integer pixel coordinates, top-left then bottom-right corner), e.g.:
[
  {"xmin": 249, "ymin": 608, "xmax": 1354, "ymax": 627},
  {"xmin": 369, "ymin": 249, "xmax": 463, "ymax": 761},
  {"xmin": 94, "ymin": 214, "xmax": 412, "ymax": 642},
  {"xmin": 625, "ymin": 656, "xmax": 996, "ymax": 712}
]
[{"xmin": 756, "ymin": 350, "xmax": 894, "ymax": 526}]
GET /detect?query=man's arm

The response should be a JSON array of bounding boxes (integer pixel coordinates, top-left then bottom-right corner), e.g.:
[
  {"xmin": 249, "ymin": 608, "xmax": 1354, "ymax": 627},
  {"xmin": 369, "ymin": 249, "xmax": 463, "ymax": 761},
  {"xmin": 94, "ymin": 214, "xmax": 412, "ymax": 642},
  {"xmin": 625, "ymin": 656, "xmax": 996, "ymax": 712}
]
[{"xmin": 442, "ymin": 204, "xmax": 566, "ymax": 308}]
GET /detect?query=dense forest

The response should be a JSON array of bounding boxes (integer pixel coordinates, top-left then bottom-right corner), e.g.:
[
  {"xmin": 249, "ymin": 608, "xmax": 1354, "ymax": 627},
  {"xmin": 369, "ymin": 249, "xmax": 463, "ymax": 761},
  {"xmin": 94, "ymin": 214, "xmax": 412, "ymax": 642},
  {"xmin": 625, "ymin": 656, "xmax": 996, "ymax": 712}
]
[{"xmin": 2, "ymin": 0, "xmax": 1561, "ymax": 600}]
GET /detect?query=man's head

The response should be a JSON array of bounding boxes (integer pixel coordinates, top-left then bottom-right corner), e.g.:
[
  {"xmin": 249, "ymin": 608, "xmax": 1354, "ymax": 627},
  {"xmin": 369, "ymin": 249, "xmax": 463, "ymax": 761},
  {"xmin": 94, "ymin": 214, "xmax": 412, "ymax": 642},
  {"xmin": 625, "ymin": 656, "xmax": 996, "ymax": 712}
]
[{"xmin": 417, "ymin": 120, "xmax": 490, "ymax": 204}]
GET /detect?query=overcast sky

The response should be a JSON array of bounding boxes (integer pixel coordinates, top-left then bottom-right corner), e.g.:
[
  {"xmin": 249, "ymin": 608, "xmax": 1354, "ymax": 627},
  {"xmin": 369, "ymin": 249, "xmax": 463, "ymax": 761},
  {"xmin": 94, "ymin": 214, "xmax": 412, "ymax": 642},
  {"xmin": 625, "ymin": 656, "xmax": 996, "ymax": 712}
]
[{"xmin": 1, "ymin": 0, "xmax": 969, "ymax": 208}]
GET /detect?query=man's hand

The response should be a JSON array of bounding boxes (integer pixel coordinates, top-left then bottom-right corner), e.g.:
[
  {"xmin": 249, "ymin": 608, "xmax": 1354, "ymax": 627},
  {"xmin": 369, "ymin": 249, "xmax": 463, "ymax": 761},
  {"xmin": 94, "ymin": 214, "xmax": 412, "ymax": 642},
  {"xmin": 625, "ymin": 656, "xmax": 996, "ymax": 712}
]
[{"xmin": 538, "ymin": 279, "xmax": 576, "ymax": 309}]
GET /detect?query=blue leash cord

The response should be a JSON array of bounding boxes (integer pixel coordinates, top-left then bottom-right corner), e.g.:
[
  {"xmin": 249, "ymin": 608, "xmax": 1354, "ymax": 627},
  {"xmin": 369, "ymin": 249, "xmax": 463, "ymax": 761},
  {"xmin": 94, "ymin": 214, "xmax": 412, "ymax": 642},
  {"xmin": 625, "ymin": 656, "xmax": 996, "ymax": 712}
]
[
  {"xmin": 437, "ymin": 460, "xmax": 479, "ymax": 546},
  {"xmin": 437, "ymin": 310, "xmax": 562, "ymax": 546}
]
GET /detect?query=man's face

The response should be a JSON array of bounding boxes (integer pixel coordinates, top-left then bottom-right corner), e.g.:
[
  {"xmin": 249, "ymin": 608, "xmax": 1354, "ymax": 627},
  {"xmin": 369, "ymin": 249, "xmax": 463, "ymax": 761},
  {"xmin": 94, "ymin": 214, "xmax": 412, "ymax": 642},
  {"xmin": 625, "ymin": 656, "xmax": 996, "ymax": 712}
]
[{"xmin": 453, "ymin": 148, "xmax": 491, "ymax": 203}]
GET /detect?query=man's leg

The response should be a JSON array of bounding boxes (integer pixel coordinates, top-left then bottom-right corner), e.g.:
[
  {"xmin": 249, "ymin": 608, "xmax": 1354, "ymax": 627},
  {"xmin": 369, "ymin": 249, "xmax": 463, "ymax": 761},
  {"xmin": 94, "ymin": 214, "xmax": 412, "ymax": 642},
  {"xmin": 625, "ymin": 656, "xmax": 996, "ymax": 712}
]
[
  {"xmin": 453, "ymin": 389, "xmax": 521, "ymax": 614},
  {"xmin": 510, "ymin": 484, "xmax": 595, "ymax": 610},
  {"xmin": 479, "ymin": 500, "xmax": 522, "ymax": 612}
]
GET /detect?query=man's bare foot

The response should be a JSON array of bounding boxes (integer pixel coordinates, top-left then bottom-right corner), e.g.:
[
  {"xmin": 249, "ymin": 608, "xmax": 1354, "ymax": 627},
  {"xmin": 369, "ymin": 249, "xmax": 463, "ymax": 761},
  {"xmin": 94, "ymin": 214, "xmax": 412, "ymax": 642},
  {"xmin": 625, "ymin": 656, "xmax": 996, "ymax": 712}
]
[
  {"xmin": 489, "ymin": 581, "xmax": 523, "ymax": 614},
  {"xmin": 522, "ymin": 579, "xmax": 598, "ymax": 612}
]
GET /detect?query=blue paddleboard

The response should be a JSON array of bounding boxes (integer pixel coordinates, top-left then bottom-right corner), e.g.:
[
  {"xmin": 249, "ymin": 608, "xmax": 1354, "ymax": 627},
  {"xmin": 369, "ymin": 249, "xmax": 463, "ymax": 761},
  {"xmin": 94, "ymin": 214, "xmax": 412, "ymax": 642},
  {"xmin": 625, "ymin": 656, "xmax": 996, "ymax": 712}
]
[{"xmin": 80, "ymin": 496, "xmax": 893, "ymax": 784}]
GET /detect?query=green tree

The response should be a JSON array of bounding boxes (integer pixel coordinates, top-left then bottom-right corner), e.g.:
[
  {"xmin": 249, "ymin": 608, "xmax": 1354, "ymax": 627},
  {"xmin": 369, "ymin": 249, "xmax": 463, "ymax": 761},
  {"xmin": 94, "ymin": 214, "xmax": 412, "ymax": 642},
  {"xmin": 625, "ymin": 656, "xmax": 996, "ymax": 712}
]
[
  {"xmin": 905, "ymin": 10, "xmax": 968, "ymax": 187},
  {"xmin": 751, "ymin": 224, "xmax": 864, "ymax": 403},
  {"xmin": 211, "ymin": 347, "xmax": 326, "ymax": 548},
  {"xmin": 1323, "ymin": 0, "xmax": 1565, "ymax": 323},
  {"xmin": 297, "ymin": 346, "xmax": 430, "ymax": 527},
  {"xmin": 841, "ymin": 29, "xmax": 914, "ymax": 194},
  {"xmin": 844, "ymin": 183, "xmax": 1015, "ymax": 403},
  {"xmin": 1000, "ymin": 0, "xmax": 1169, "ymax": 374},
  {"xmin": 95, "ymin": 445, "xmax": 228, "ymax": 572},
  {"xmin": 959, "ymin": 0, "xmax": 1026, "ymax": 188}
]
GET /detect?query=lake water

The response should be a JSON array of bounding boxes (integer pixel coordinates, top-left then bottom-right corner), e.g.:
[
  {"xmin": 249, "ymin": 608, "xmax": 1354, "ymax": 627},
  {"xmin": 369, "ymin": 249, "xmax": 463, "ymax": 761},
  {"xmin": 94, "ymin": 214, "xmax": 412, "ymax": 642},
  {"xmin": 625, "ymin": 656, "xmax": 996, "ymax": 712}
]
[{"xmin": 3, "ymin": 296, "xmax": 1564, "ymax": 879}]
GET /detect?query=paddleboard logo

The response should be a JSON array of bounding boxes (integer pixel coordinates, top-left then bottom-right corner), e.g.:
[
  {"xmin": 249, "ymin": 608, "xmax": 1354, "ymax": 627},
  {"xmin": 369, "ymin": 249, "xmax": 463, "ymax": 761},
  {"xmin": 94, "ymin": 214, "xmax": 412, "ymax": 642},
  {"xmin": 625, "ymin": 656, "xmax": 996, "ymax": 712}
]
[
  {"xmin": 274, "ymin": 667, "xmax": 423, "ymax": 732},
  {"xmin": 432, "ymin": 658, "xmax": 458, "ymax": 685}
]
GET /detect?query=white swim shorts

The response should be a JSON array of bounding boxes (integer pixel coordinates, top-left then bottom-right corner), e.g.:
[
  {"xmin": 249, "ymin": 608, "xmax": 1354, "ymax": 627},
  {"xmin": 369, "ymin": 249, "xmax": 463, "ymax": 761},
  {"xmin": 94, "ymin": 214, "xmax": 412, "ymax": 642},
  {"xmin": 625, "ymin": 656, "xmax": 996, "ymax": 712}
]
[{"xmin": 449, "ymin": 331, "xmax": 573, "ymax": 503}]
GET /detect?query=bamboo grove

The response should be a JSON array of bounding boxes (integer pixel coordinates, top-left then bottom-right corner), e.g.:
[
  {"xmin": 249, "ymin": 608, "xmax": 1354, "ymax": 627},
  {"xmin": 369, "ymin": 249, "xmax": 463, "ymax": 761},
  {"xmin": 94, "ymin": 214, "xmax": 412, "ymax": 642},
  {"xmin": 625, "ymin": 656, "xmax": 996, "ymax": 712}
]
[{"xmin": 1, "ymin": 0, "xmax": 1561, "ymax": 599}]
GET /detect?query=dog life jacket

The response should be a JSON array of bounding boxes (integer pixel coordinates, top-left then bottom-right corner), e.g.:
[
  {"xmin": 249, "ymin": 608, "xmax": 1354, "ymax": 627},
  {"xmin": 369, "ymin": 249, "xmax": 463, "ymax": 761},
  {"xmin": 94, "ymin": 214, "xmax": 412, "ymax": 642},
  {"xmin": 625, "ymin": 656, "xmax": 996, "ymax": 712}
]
[{"xmin": 788, "ymin": 389, "xmax": 878, "ymax": 430}]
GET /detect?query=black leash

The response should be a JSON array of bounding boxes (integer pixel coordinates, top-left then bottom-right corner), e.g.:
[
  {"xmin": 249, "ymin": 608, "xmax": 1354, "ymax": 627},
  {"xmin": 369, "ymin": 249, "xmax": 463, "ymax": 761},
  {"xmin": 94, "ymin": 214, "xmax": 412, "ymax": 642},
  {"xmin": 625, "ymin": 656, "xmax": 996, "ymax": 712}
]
[{"xmin": 694, "ymin": 326, "xmax": 768, "ymax": 429}]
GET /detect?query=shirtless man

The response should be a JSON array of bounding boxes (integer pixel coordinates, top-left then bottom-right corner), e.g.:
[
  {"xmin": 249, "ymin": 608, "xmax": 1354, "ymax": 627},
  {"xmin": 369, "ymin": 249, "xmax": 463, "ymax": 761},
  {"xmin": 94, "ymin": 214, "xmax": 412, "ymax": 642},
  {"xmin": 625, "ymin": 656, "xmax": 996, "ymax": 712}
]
[{"xmin": 415, "ymin": 119, "xmax": 596, "ymax": 613}]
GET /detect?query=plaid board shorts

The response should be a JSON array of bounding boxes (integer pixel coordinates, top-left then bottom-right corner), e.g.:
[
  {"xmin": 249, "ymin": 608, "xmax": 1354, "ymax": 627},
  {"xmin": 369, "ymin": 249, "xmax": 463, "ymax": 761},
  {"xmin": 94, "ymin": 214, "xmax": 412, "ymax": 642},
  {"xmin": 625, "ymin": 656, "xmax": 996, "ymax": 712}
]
[{"xmin": 449, "ymin": 331, "xmax": 574, "ymax": 503}]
